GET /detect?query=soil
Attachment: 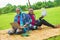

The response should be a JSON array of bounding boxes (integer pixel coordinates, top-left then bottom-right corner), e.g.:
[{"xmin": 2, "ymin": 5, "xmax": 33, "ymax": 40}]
[{"xmin": 0, "ymin": 25, "xmax": 60, "ymax": 40}]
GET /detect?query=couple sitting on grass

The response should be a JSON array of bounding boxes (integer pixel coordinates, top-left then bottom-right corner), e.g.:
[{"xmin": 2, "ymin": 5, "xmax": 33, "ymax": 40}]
[{"xmin": 8, "ymin": 8, "xmax": 57, "ymax": 35}]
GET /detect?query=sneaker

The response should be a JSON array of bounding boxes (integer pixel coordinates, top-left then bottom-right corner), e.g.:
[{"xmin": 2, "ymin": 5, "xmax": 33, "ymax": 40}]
[{"xmin": 8, "ymin": 30, "xmax": 14, "ymax": 35}]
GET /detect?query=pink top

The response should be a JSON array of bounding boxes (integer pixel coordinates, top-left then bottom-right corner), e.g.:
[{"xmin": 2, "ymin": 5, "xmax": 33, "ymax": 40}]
[{"xmin": 29, "ymin": 14, "xmax": 36, "ymax": 26}]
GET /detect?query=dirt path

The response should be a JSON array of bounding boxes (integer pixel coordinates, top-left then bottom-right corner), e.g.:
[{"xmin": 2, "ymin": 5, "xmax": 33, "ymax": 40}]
[{"xmin": 0, "ymin": 26, "xmax": 60, "ymax": 40}]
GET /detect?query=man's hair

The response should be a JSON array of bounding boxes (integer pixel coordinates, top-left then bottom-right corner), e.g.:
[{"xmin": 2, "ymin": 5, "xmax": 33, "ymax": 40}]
[{"xmin": 16, "ymin": 8, "xmax": 20, "ymax": 11}]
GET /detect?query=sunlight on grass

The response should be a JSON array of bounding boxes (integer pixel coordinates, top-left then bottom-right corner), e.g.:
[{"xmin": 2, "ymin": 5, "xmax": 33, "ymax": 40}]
[
  {"xmin": 0, "ymin": 7, "xmax": 60, "ymax": 30},
  {"xmin": 45, "ymin": 35, "xmax": 60, "ymax": 40}
]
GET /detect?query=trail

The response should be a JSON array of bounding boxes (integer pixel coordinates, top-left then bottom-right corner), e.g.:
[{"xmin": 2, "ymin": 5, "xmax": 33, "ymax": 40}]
[{"xmin": 0, "ymin": 25, "xmax": 60, "ymax": 40}]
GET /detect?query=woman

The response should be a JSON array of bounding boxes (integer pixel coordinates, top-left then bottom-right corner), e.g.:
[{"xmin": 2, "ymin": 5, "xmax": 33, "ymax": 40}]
[{"xmin": 28, "ymin": 8, "xmax": 56, "ymax": 30}]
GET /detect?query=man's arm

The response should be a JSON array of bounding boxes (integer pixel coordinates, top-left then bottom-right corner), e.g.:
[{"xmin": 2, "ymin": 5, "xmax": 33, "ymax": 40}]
[
  {"xmin": 23, "ymin": 14, "xmax": 31, "ymax": 27},
  {"xmin": 10, "ymin": 22, "xmax": 24, "ymax": 29},
  {"xmin": 14, "ymin": 15, "xmax": 18, "ymax": 23}
]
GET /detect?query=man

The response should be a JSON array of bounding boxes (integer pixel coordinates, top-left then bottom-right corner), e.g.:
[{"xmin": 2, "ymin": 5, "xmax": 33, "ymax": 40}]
[
  {"xmin": 8, "ymin": 8, "xmax": 30, "ymax": 35},
  {"xmin": 28, "ymin": 8, "xmax": 56, "ymax": 30}
]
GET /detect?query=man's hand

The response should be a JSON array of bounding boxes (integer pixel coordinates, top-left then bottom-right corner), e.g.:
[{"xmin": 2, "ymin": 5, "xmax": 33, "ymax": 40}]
[
  {"xmin": 20, "ymin": 24, "xmax": 28, "ymax": 29},
  {"xmin": 19, "ymin": 26, "xmax": 24, "ymax": 29},
  {"xmin": 23, "ymin": 24, "xmax": 28, "ymax": 27}
]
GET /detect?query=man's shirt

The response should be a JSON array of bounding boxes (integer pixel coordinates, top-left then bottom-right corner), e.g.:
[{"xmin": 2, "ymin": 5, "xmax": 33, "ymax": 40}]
[
  {"xmin": 14, "ymin": 12, "xmax": 31, "ymax": 32},
  {"xmin": 14, "ymin": 12, "xmax": 30, "ymax": 27}
]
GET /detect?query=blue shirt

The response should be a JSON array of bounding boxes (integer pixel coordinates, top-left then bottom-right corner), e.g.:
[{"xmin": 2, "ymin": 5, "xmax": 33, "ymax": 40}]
[{"xmin": 14, "ymin": 12, "xmax": 30, "ymax": 32}]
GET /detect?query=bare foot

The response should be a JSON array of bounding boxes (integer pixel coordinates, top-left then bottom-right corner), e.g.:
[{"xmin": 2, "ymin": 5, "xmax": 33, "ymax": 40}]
[
  {"xmin": 37, "ymin": 27, "xmax": 42, "ymax": 30},
  {"xmin": 55, "ymin": 25, "xmax": 60, "ymax": 28}
]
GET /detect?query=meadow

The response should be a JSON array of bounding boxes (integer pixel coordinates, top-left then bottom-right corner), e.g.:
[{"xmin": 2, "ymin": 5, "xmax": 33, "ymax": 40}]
[
  {"xmin": 45, "ymin": 35, "xmax": 60, "ymax": 40},
  {"xmin": 0, "ymin": 7, "xmax": 60, "ymax": 30}
]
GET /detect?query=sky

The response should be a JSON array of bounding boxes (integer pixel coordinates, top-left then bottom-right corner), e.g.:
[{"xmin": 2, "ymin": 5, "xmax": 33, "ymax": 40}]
[{"xmin": 0, "ymin": 0, "xmax": 54, "ymax": 8}]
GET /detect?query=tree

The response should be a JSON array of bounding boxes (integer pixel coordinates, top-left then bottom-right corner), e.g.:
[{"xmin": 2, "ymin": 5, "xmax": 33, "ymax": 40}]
[
  {"xmin": 0, "ymin": 0, "xmax": 59, "ymax": 14},
  {"xmin": 54, "ymin": 0, "xmax": 60, "ymax": 6},
  {"xmin": 46, "ymin": 1, "xmax": 55, "ymax": 8},
  {"xmin": 28, "ymin": 0, "xmax": 31, "ymax": 8}
]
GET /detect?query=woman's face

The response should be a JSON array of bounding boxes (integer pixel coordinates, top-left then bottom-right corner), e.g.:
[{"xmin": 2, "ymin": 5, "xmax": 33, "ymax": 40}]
[{"xmin": 29, "ymin": 8, "xmax": 34, "ymax": 14}]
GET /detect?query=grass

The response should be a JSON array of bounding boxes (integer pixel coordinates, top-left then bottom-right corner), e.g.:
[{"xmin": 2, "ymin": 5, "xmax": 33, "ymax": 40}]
[
  {"xmin": 0, "ymin": 7, "xmax": 60, "ymax": 30},
  {"xmin": 45, "ymin": 35, "xmax": 60, "ymax": 40}
]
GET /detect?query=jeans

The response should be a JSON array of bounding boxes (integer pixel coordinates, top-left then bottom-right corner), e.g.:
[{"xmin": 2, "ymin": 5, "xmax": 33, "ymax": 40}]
[{"xmin": 36, "ymin": 19, "xmax": 55, "ymax": 28}]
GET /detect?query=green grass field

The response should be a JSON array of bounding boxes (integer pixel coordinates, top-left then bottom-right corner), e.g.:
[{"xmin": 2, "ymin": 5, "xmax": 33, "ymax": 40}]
[
  {"xmin": 45, "ymin": 35, "xmax": 60, "ymax": 40},
  {"xmin": 0, "ymin": 7, "xmax": 60, "ymax": 30}
]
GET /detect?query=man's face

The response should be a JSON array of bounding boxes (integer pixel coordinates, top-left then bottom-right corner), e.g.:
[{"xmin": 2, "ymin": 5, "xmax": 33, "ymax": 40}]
[
  {"xmin": 16, "ymin": 9, "xmax": 20, "ymax": 14},
  {"xmin": 29, "ymin": 8, "xmax": 34, "ymax": 14}
]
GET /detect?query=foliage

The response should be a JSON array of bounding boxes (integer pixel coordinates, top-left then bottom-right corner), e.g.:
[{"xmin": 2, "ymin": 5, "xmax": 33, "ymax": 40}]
[
  {"xmin": 54, "ymin": 0, "xmax": 60, "ymax": 6},
  {"xmin": 0, "ymin": 0, "xmax": 60, "ymax": 14}
]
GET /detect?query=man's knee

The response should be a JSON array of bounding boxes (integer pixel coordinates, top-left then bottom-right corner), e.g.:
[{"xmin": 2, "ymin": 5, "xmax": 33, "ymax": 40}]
[{"xmin": 41, "ymin": 19, "xmax": 45, "ymax": 21}]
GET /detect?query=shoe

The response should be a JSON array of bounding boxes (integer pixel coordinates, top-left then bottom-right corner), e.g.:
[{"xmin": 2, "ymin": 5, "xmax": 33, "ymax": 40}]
[{"xmin": 8, "ymin": 30, "xmax": 14, "ymax": 35}]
